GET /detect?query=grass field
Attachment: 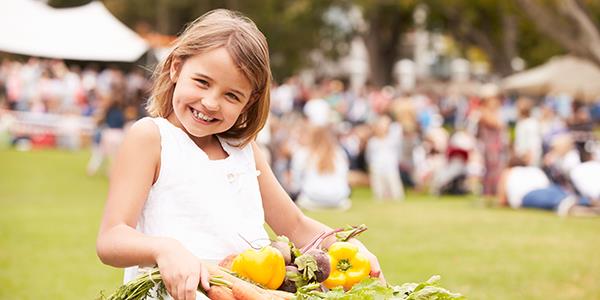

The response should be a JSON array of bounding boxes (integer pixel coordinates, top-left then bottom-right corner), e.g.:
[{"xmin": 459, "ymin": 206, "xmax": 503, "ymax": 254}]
[{"xmin": 1, "ymin": 149, "xmax": 599, "ymax": 300}]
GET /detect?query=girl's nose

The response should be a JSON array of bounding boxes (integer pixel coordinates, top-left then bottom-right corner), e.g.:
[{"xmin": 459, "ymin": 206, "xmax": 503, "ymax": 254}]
[{"xmin": 202, "ymin": 95, "xmax": 219, "ymax": 111}]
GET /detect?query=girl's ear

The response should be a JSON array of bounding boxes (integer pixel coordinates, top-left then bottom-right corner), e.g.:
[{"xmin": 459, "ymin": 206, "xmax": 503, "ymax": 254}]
[{"xmin": 169, "ymin": 57, "xmax": 182, "ymax": 83}]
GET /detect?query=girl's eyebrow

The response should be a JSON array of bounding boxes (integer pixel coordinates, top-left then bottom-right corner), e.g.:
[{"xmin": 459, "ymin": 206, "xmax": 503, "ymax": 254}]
[{"xmin": 193, "ymin": 72, "xmax": 248, "ymax": 99}]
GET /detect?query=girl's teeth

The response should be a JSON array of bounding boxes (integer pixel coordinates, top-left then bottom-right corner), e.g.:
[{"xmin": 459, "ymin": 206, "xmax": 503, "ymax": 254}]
[{"xmin": 192, "ymin": 109, "xmax": 214, "ymax": 121}]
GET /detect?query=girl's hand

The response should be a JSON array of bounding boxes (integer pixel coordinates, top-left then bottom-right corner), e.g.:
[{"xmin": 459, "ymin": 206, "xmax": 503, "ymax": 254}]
[
  {"xmin": 155, "ymin": 239, "xmax": 210, "ymax": 300},
  {"xmin": 349, "ymin": 239, "xmax": 385, "ymax": 282}
]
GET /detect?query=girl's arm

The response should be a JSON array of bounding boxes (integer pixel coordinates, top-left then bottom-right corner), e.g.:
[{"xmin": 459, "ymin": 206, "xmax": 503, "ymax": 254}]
[
  {"xmin": 252, "ymin": 142, "xmax": 383, "ymax": 278},
  {"xmin": 96, "ymin": 118, "xmax": 210, "ymax": 299},
  {"xmin": 96, "ymin": 119, "xmax": 162, "ymax": 267}
]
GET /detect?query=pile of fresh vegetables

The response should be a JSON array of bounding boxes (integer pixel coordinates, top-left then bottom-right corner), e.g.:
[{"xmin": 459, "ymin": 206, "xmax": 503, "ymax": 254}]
[{"xmin": 100, "ymin": 225, "xmax": 464, "ymax": 300}]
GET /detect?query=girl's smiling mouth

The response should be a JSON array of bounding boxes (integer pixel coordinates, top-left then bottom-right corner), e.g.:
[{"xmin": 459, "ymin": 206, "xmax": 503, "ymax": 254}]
[{"xmin": 190, "ymin": 107, "xmax": 219, "ymax": 123}]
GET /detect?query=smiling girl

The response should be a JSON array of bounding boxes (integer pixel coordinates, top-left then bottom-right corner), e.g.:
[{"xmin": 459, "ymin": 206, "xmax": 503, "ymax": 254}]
[{"xmin": 95, "ymin": 9, "xmax": 382, "ymax": 300}]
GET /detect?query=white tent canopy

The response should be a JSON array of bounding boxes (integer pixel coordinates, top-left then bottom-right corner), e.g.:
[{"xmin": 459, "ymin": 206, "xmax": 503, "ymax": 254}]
[
  {"xmin": 502, "ymin": 55, "xmax": 600, "ymax": 102},
  {"xmin": 0, "ymin": 0, "xmax": 149, "ymax": 62}
]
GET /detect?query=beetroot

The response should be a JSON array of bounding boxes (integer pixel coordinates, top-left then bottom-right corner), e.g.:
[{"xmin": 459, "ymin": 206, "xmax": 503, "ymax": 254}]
[
  {"xmin": 271, "ymin": 240, "xmax": 292, "ymax": 265},
  {"xmin": 304, "ymin": 249, "xmax": 331, "ymax": 282},
  {"xmin": 278, "ymin": 265, "xmax": 302, "ymax": 293}
]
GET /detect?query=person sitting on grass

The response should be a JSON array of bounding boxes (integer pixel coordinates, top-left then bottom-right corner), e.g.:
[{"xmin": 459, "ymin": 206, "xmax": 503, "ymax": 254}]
[
  {"xmin": 291, "ymin": 125, "xmax": 352, "ymax": 211},
  {"xmin": 496, "ymin": 155, "xmax": 598, "ymax": 217}
]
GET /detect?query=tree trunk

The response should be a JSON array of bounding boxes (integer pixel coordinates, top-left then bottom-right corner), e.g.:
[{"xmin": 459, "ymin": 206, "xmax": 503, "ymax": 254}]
[
  {"xmin": 441, "ymin": 4, "xmax": 517, "ymax": 76},
  {"xmin": 517, "ymin": 0, "xmax": 600, "ymax": 67},
  {"xmin": 362, "ymin": 9, "xmax": 404, "ymax": 86},
  {"xmin": 470, "ymin": 29, "xmax": 513, "ymax": 76},
  {"xmin": 501, "ymin": 13, "xmax": 518, "ymax": 73},
  {"xmin": 157, "ymin": 0, "xmax": 171, "ymax": 34}
]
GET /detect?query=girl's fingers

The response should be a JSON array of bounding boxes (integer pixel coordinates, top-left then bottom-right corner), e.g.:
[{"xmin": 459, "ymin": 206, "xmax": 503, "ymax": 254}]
[
  {"xmin": 163, "ymin": 277, "xmax": 174, "ymax": 299},
  {"xmin": 367, "ymin": 255, "xmax": 386, "ymax": 283},
  {"xmin": 176, "ymin": 277, "xmax": 185, "ymax": 300},
  {"xmin": 184, "ymin": 273, "xmax": 200, "ymax": 300},
  {"xmin": 373, "ymin": 269, "xmax": 386, "ymax": 283},
  {"xmin": 199, "ymin": 264, "xmax": 211, "ymax": 291}
]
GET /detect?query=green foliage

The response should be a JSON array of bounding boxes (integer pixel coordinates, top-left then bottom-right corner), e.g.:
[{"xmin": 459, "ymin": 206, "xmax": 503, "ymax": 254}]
[
  {"xmin": 351, "ymin": 0, "xmax": 417, "ymax": 85},
  {"xmin": 44, "ymin": 0, "xmax": 599, "ymax": 78},
  {"xmin": 295, "ymin": 253, "xmax": 320, "ymax": 282},
  {"xmin": 295, "ymin": 276, "xmax": 463, "ymax": 300},
  {"xmin": 99, "ymin": 0, "xmax": 335, "ymax": 81},
  {"xmin": 2, "ymin": 149, "xmax": 600, "ymax": 299},
  {"xmin": 237, "ymin": 0, "xmax": 335, "ymax": 80},
  {"xmin": 424, "ymin": 0, "xmax": 570, "ymax": 74}
]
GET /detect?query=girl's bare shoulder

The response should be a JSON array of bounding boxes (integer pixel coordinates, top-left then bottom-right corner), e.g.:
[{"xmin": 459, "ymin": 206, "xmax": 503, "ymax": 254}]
[
  {"xmin": 125, "ymin": 117, "xmax": 161, "ymax": 145},
  {"xmin": 119, "ymin": 118, "xmax": 161, "ymax": 161}
]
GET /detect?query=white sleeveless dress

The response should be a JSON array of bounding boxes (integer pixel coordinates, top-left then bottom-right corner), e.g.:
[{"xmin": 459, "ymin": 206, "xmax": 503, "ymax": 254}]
[{"xmin": 124, "ymin": 117, "xmax": 269, "ymax": 297}]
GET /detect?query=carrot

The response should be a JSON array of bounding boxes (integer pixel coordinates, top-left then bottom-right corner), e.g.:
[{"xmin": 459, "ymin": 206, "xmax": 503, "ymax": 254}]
[
  {"xmin": 207, "ymin": 285, "xmax": 236, "ymax": 300},
  {"xmin": 206, "ymin": 264, "xmax": 244, "ymax": 284},
  {"xmin": 206, "ymin": 263, "xmax": 287, "ymax": 300},
  {"xmin": 231, "ymin": 280, "xmax": 266, "ymax": 300},
  {"xmin": 266, "ymin": 290, "xmax": 294, "ymax": 300}
]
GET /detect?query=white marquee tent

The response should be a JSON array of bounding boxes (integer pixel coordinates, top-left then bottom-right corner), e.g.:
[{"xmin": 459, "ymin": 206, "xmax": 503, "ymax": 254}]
[
  {"xmin": 502, "ymin": 56, "xmax": 600, "ymax": 102},
  {"xmin": 0, "ymin": 0, "xmax": 149, "ymax": 62}
]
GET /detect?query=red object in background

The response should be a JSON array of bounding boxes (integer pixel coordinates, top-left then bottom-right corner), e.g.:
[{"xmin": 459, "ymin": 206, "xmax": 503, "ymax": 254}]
[
  {"xmin": 31, "ymin": 133, "xmax": 56, "ymax": 149},
  {"xmin": 447, "ymin": 146, "xmax": 469, "ymax": 162}
]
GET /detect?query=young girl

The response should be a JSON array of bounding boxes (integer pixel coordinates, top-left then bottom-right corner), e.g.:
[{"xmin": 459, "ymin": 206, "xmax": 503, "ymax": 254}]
[
  {"xmin": 96, "ymin": 9, "xmax": 382, "ymax": 300},
  {"xmin": 292, "ymin": 125, "xmax": 351, "ymax": 210},
  {"xmin": 366, "ymin": 115, "xmax": 404, "ymax": 200}
]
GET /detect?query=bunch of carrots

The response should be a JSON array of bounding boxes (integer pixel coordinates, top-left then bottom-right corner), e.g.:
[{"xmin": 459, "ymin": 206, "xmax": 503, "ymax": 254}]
[
  {"xmin": 206, "ymin": 264, "xmax": 294, "ymax": 300},
  {"xmin": 101, "ymin": 262, "xmax": 295, "ymax": 300}
]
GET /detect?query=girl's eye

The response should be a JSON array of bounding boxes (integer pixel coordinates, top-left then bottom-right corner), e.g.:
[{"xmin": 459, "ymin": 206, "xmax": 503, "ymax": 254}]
[
  {"xmin": 226, "ymin": 93, "xmax": 240, "ymax": 102},
  {"xmin": 195, "ymin": 79, "xmax": 209, "ymax": 87}
]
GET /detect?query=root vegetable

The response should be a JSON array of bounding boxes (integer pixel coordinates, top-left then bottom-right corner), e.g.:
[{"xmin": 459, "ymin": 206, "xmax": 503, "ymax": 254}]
[
  {"xmin": 303, "ymin": 249, "xmax": 330, "ymax": 283},
  {"xmin": 270, "ymin": 241, "xmax": 292, "ymax": 265},
  {"xmin": 278, "ymin": 266, "xmax": 301, "ymax": 293},
  {"xmin": 267, "ymin": 290, "xmax": 295, "ymax": 300},
  {"xmin": 231, "ymin": 280, "xmax": 266, "ymax": 300},
  {"xmin": 207, "ymin": 285, "xmax": 235, "ymax": 300}
]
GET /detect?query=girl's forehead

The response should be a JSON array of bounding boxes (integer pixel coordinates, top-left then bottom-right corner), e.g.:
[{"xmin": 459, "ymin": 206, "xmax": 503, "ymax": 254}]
[{"xmin": 183, "ymin": 48, "xmax": 253, "ymax": 91}]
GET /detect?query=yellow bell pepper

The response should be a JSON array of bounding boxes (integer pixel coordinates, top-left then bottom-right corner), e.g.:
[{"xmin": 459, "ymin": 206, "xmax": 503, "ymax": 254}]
[
  {"xmin": 231, "ymin": 245, "xmax": 286, "ymax": 289},
  {"xmin": 323, "ymin": 242, "xmax": 371, "ymax": 290}
]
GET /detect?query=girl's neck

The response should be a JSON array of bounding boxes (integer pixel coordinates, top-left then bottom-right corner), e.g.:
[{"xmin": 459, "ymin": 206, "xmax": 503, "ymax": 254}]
[{"xmin": 165, "ymin": 113, "xmax": 221, "ymax": 152}]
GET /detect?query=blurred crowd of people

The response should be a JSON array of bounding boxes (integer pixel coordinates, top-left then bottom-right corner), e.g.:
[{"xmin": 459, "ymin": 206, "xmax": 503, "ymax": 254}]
[
  {"xmin": 0, "ymin": 57, "xmax": 150, "ymax": 174},
  {"xmin": 1, "ymin": 57, "xmax": 600, "ymax": 216},
  {"xmin": 265, "ymin": 76, "xmax": 600, "ymax": 215}
]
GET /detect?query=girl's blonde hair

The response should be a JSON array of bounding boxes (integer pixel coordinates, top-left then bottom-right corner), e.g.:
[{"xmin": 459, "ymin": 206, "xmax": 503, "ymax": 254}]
[
  {"xmin": 147, "ymin": 9, "xmax": 271, "ymax": 147},
  {"xmin": 307, "ymin": 127, "xmax": 338, "ymax": 174}
]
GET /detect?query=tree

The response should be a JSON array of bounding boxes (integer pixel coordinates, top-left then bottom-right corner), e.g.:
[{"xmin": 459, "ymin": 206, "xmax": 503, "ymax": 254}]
[
  {"xmin": 424, "ymin": 0, "xmax": 570, "ymax": 75},
  {"xmin": 425, "ymin": 0, "xmax": 523, "ymax": 75},
  {"xmin": 349, "ymin": 1, "xmax": 417, "ymax": 86},
  {"xmin": 516, "ymin": 0, "xmax": 600, "ymax": 67},
  {"xmin": 51, "ymin": 0, "xmax": 334, "ymax": 80}
]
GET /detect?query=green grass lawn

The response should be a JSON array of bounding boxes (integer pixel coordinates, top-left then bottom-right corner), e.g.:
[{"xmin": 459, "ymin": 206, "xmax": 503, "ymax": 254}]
[{"xmin": 1, "ymin": 149, "xmax": 599, "ymax": 300}]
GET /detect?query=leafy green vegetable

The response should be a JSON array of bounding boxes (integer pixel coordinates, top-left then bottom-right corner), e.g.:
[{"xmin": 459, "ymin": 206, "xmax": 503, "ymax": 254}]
[
  {"xmin": 279, "ymin": 235, "xmax": 303, "ymax": 261},
  {"xmin": 295, "ymin": 253, "xmax": 320, "ymax": 282},
  {"xmin": 294, "ymin": 276, "xmax": 464, "ymax": 300}
]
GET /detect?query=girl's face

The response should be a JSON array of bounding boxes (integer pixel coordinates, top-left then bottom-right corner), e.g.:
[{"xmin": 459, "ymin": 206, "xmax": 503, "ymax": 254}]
[{"xmin": 169, "ymin": 47, "xmax": 252, "ymax": 144}]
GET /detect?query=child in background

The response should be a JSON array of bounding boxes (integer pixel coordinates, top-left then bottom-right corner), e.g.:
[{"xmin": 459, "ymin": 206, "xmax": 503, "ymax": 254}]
[
  {"xmin": 95, "ymin": 10, "xmax": 382, "ymax": 300},
  {"xmin": 366, "ymin": 115, "xmax": 405, "ymax": 201},
  {"xmin": 514, "ymin": 97, "xmax": 542, "ymax": 166},
  {"xmin": 292, "ymin": 126, "xmax": 352, "ymax": 210}
]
